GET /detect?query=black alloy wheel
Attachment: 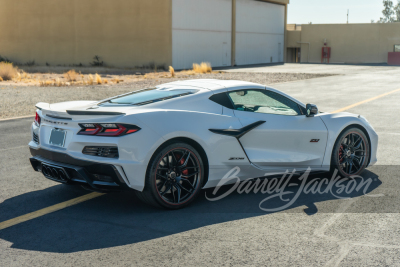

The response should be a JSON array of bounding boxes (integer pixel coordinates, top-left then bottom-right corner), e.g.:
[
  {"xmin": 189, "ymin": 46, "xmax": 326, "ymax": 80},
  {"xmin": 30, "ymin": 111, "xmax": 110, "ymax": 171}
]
[
  {"xmin": 332, "ymin": 128, "xmax": 370, "ymax": 177},
  {"xmin": 136, "ymin": 142, "xmax": 204, "ymax": 209}
]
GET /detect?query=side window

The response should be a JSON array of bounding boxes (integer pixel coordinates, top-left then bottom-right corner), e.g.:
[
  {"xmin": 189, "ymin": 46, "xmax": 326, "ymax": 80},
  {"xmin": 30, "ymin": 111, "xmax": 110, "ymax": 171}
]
[
  {"xmin": 227, "ymin": 89, "xmax": 301, "ymax": 116},
  {"xmin": 209, "ymin": 93, "xmax": 234, "ymax": 109}
]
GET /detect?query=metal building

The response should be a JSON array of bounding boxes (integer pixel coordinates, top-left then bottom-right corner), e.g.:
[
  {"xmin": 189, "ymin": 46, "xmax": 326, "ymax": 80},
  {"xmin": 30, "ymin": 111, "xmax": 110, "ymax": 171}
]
[
  {"xmin": 0, "ymin": 0, "xmax": 289, "ymax": 69},
  {"xmin": 173, "ymin": 0, "xmax": 287, "ymax": 69}
]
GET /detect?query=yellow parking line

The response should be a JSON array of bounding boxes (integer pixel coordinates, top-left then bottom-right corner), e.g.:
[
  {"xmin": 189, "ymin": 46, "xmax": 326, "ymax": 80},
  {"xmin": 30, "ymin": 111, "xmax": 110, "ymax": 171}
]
[
  {"xmin": 0, "ymin": 192, "xmax": 105, "ymax": 231},
  {"xmin": 332, "ymin": 88, "xmax": 400, "ymax": 113},
  {"xmin": 0, "ymin": 115, "xmax": 35, "ymax": 122}
]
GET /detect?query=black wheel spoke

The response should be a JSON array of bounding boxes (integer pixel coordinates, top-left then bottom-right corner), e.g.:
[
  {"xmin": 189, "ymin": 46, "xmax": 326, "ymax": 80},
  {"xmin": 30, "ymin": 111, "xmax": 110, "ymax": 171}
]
[
  {"xmin": 157, "ymin": 173, "xmax": 168, "ymax": 180},
  {"xmin": 179, "ymin": 152, "xmax": 191, "ymax": 169},
  {"xmin": 354, "ymin": 136, "xmax": 362, "ymax": 149},
  {"xmin": 162, "ymin": 156, "xmax": 170, "ymax": 169},
  {"xmin": 182, "ymin": 171, "xmax": 199, "ymax": 178},
  {"xmin": 177, "ymin": 182, "xmax": 192, "ymax": 194},
  {"xmin": 171, "ymin": 187, "xmax": 176, "ymax": 202},
  {"xmin": 161, "ymin": 184, "xmax": 172, "ymax": 196},
  {"xmin": 348, "ymin": 162, "xmax": 353, "ymax": 174},
  {"xmin": 353, "ymin": 157, "xmax": 361, "ymax": 169},
  {"xmin": 182, "ymin": 179, "xmax": 195, "ymax": 190},
  {"xmin": 174, "ymin": 184, "xmax": 181, "ymax": 203},
  {"xmin": 170, "ymin": 152, "xmax": 178, "ymax": 166},
  {"xmin": 157, "ymin": 180, "xmax": 168, "ymax": 190}
]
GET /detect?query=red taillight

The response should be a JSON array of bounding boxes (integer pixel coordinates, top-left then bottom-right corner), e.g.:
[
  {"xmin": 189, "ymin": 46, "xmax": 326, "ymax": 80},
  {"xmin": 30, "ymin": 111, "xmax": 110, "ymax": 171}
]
[
  {"xmin": 78, "ymin": 123, "xmax": 140, "ymax": 137},
  {"xmin": 34, "ymin": 112, "xmax": 41, "ymax": 127},
  {"xmin": 79, "ymin": 124, "xmax": 102, "ymax": 135},
  {"xmin": 97, "ymin": 124, "xmax": 126, "ymax": 136}
]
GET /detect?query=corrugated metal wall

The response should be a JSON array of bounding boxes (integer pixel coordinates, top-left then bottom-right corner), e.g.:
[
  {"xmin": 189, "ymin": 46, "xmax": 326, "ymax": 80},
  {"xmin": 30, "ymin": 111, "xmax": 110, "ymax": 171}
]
[
  {"xmin": 235, "ymin": 0, "xmax": 285, "ymax": 65},
  {"xmin": 172, "ymin": 0, "xmax": 232, "ymax": 70}
]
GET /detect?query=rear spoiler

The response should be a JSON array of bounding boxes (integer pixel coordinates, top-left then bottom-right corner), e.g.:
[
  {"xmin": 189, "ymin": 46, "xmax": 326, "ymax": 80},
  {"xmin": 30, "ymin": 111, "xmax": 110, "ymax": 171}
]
[
  {"xmin": 35, "ymin": 102, "xmax": 50, "ymax": 110},
  {"xmin": 66, "ymin": 110, "xmax": 125, "ymax": 116}
]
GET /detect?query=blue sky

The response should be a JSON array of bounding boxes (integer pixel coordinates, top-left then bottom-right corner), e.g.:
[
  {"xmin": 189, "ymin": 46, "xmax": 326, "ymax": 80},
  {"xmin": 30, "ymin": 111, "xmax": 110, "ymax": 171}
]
[{"xmin": 288, "ymin": 0, "xmax": 386, "ymax": 24}]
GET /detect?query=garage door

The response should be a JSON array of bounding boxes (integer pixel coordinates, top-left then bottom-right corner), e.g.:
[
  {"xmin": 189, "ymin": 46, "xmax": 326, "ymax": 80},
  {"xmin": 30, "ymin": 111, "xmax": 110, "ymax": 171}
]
[
  {"xmin": 236, "ymin": 0, "xmax": 285, "ymax": 65},
  {"xmin": 172, "ymin": 0, "xmax": 232, "ymax": 70}
]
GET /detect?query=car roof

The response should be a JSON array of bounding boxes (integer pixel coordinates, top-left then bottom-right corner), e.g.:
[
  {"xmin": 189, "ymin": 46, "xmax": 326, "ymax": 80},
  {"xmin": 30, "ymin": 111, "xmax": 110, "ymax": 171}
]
[{"xmin": 158, "ymin": 79, "xmax": 266, "ymax": 92}]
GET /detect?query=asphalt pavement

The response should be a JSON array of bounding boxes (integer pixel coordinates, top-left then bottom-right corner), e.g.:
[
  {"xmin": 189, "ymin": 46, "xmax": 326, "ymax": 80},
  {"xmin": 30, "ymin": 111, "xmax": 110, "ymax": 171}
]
[{"xmin": 1, "ymin": 64, "xmax": 400, "ymax": 266}]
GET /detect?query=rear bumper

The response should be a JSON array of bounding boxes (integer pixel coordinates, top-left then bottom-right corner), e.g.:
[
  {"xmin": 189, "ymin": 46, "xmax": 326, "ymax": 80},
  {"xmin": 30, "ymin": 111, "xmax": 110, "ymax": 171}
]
[{"xmin": 30, "ymin": 147, "xmax": 130, "ymax": 192}]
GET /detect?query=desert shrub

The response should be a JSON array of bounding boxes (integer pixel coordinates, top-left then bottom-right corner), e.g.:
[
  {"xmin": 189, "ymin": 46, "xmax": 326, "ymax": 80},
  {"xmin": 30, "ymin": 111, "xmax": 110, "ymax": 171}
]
[
  {"xmin": 64, "ymin": 70, "xmax": 78, "ymax": 82},
  {"xmin": 103, "ymin": 78, "xmax": 108, "ymax": 84},
  {"xmin": 90, "ymin": 55, "xmax": 103, "ymax": 66},
  {"xmin": 192, "ymin": 62, "xmax": 212, "ymax": 74},
  {"xmin": 0, "ymin": 62, "xmax": 19, "ymax": 80},
  {"xmin": 95, "ymin": 73, "xmax": 102, "ymax": 84},
  {"xmin": 0, "ymin": 55, "xmax": 12, "ymax": 63},
  {"xmin": 169, "ymin": 66, "xmax": 175, "ymax": 77},
  {"xmin": 88, "ymin": 74, "xmax": 94, "ymax": 85},
  {"xmin": 25, "ymin": 60, "xmax": 35, "ymax": 66}
]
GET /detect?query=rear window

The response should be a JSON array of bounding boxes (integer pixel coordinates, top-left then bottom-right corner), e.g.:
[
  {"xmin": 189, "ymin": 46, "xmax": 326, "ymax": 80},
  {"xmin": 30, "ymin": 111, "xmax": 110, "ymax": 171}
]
[{"xmin": 103, "ymin": 88, "xmax": 198, "ymax": 105}]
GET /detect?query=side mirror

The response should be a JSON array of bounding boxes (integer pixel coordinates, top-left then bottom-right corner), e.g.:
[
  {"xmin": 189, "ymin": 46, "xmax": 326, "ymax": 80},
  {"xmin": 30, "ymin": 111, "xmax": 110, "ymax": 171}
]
[{"xmin": 306, "ymin": 104, "xmax": 318, "ymax": 117}]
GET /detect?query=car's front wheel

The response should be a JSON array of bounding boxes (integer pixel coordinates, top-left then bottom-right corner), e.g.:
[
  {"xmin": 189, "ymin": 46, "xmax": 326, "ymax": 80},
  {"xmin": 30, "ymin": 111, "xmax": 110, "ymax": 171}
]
[
  {"xmin": 136, "ymin": 142, "xmax": 204, "ymax": 209},
  {"xmin": 331, "ymin": 127, "xmax": 370, "ymax": 177}
]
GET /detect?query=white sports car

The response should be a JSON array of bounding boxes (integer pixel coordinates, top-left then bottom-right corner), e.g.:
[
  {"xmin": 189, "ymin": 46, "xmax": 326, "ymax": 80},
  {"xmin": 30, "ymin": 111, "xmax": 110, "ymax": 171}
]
[{"xmin": 29, "ymin": 79, "xmax": 378, "ymax": 209}]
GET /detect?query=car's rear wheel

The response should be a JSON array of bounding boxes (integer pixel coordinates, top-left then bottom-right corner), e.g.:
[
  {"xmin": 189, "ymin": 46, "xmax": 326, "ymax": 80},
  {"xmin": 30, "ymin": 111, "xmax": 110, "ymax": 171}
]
[
  {"xmin": 331, "ymin": 128, "xmax": 370, "ymax": 177},
  {"xmin": 136, "ymin": 142, "xmax": 204, "ymax": 209}
]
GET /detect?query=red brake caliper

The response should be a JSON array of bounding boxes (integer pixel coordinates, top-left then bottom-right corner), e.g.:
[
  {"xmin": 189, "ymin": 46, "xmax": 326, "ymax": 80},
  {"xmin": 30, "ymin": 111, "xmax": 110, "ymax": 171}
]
[{"xmin": 175, "ymin": 153, "xmax": 189, "ymax": 176}]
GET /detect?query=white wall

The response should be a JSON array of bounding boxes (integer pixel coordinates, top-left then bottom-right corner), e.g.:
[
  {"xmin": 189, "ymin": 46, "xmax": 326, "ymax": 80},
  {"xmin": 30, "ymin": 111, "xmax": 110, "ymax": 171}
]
[
  {"xmin": 235, "ymin": 0, "xmax": 285, "ymax": 65},
  {"xmin": 172, "ymin": 0, "xmax": 232, "ymax": 69}
]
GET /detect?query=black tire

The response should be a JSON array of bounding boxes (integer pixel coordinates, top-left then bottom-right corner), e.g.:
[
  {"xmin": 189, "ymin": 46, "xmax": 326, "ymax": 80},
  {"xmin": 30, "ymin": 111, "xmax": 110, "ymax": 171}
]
[
  {"xmin": 135, "ymin": 142, "xmax": 204, "ymax": 209},
  {"xmin": 331, "ymin": 127, "xmax": 370, "ymax": 177}
]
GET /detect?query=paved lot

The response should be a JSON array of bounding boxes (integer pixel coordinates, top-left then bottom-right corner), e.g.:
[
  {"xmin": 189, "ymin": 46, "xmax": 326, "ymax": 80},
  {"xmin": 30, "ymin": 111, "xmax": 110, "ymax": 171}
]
[{"xmin": 1, "ymin": 64, "xmax": 400, "ymax": 266}]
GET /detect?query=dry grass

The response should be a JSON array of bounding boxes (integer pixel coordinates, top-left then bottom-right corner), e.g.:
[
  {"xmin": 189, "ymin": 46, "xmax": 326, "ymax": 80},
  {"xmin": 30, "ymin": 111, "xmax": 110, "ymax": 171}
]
[
  {"xmin": 88, "ymin": 74, "xmax": 94, "ymax": 85},
  {"xmin": 95, "ymin": 73, "xmax": 102, "ymax": 84},
  {"xmin": 0, "ymin": 62, "xmax": 19, "ymax": 80},
  {"xmin": 64, "ymin": 70, "xmax": 78, "ymax": 82},
  {"xmin": 169, "ymin": 66, "xmax": 175, "ymax": 77},
  {"xmin": 5, "ymin": 61, "xmax": 217, "ymax": 87},
  {"xmin": 0, "ymin": 76, "xmax": 3, "ymax": 82},
  {"xmin": 192, "ymin": 62, "xmax": 212, "ymax": 74}
]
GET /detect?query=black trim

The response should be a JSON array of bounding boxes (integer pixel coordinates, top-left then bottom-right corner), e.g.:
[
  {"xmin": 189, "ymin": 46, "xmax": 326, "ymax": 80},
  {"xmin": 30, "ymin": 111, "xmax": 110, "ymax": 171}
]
[
  {"xmin": 66, "ymin": 111, "xmax": 125, "ymax": 116},
  {"xmin": 209, "ymin": 121, "xmax": 266, "ymax": 139},
  {"xmin": 29, "ymin": 148, "xmax": 129, "ymax": 191},
  {"xmin": 46, "ymin": 114, "xmax": 72, "ymax": 120},
  {"xmin": 82, "ymin": 146, "xmax": 119, "ymax": 158},
  {"xmin": 209, "ymin": 93, "xmax": 235, "ymax": 109}
]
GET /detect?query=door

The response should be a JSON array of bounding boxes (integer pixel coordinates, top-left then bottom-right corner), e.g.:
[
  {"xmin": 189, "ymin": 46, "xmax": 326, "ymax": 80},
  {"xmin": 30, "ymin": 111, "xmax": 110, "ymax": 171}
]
[
  {"xmin": 222, "ymin": 42, "xmax": 229, "ymax": 66},
  {"xmin": 278, "ymin": 43, "xmax": 282, "ymax": 62},
  {"xmin": 235, "ymin": 0, "xmax": 285, "ymax": 65},
  {"xmin": 172, "ymin": 0, "xmax": 232, "ymax": 69},
  {"xmin": 227, "ymin": 89, "xmax": 328, "ymax": 171}
]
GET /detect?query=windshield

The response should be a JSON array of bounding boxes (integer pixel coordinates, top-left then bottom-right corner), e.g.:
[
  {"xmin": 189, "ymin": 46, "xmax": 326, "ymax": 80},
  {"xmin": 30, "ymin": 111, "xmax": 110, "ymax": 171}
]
[{"xmin": 105, "ymin": 88, "xmax": 198, "ymax": 105}]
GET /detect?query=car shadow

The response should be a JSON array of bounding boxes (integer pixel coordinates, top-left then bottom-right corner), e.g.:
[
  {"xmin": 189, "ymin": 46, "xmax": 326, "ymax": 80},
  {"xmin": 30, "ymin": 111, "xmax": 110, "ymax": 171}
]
[{"xmin": 0, "ymin": 169, "xmax": 381, "ymax": 253}]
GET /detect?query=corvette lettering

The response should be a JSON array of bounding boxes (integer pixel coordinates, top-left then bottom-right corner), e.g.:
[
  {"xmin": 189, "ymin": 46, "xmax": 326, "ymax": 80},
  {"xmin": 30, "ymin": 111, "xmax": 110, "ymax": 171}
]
[{"xmin": 43, "ymin": 119, "xmax": 68, "ymax": 125}]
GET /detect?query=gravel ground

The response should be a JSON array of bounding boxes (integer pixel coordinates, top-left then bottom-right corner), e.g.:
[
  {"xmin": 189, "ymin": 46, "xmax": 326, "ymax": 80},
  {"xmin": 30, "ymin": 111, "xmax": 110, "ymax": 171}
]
[{"xmin": 0, "ymin": 72, "xmax": 332, "ymax": 119}]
